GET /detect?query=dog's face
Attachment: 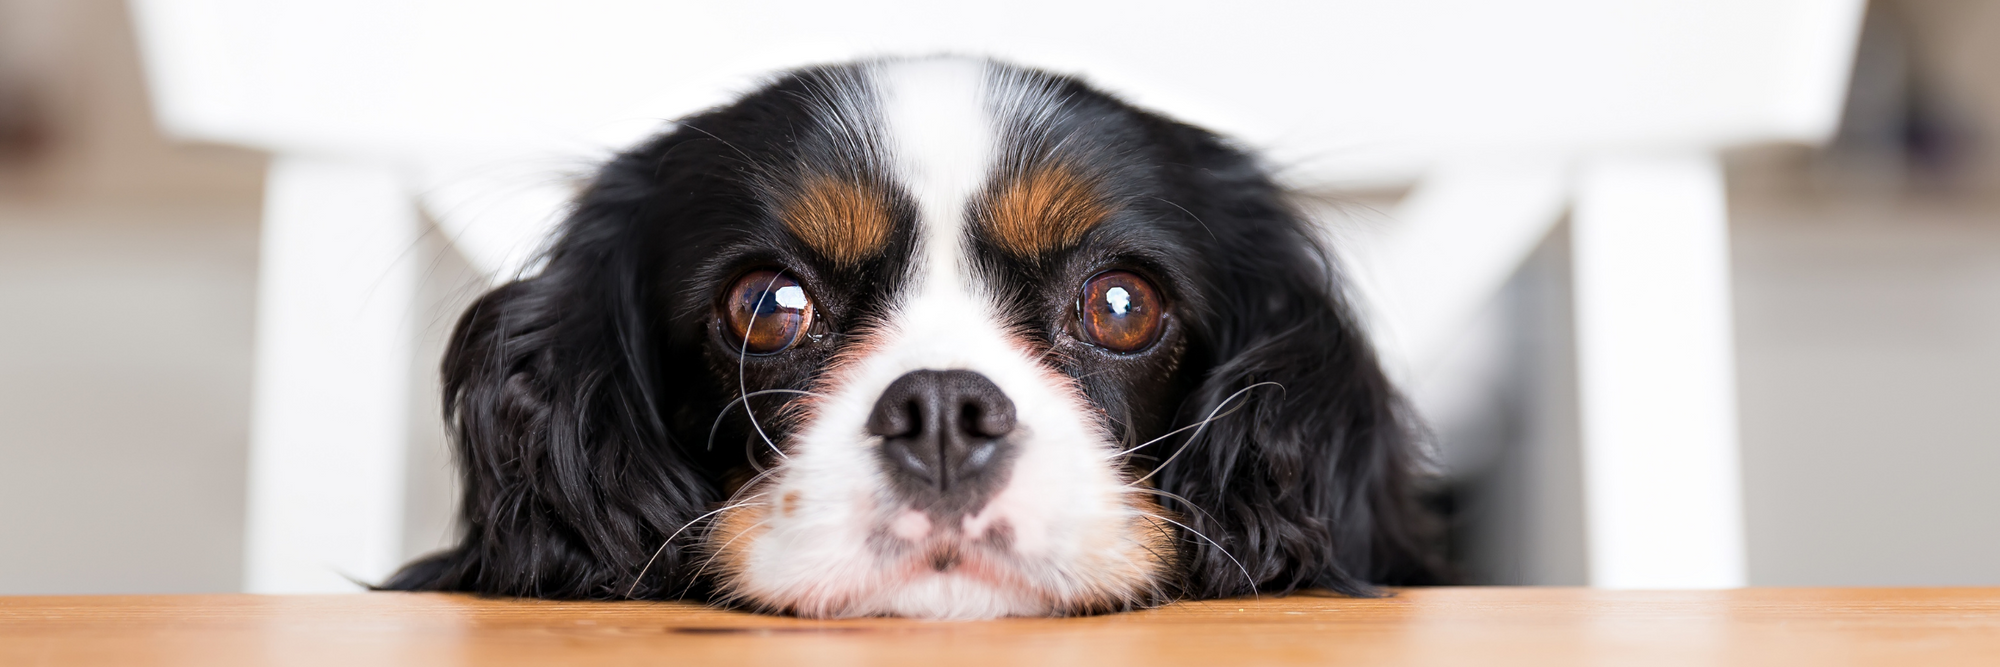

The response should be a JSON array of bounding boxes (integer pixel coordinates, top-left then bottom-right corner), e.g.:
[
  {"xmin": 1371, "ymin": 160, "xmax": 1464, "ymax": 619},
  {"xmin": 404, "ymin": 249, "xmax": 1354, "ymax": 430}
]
[
  {"xmin": 390, "ymin": 57, "xmax": 1441, "ymax": 618},
  {"xmin": 694, "ymin": 60, "xmax": 1193, "ymax": 618}
]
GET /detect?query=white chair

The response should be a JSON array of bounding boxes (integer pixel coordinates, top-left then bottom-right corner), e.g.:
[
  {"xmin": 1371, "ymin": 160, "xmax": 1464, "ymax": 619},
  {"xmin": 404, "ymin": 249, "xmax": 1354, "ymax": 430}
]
[{"xmin": 130, "ymin": 0, "xmax": 1866, "ymax": 593}]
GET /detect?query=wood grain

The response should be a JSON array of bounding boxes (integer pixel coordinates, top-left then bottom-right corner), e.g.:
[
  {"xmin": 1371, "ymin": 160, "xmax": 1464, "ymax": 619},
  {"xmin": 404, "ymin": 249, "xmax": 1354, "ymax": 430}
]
[{"xmin": 3, "ymin": 588, "xmax": 1997, "ymax": 666}]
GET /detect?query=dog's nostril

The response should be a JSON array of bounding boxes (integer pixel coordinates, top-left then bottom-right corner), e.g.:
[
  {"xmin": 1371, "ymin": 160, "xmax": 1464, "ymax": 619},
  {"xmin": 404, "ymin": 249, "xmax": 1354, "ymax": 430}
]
[
  {"xmin": 961, "ymin": 401, "xmax": 1015, "ymax": 439},
  {"xmin": 880, "ymin": 400, "xmax": 922, "ymax": 438}
]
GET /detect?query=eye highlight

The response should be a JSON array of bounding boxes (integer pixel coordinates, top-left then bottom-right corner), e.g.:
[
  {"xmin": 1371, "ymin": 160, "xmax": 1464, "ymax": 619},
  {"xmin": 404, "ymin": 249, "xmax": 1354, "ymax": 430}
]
[
  {"xmin": 1077, "ymin": 271, "xmax": 1164, "ymax": 353},
  {"xmin": 723, "ymin": 270, "xmax": 816, "ymax": 354}
]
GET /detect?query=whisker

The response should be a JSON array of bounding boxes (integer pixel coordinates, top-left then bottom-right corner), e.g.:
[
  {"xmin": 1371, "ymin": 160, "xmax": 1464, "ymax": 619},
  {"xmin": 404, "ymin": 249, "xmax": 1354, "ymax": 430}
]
[
  {"xmin": 1126, "ymin": 486, "xmax": 1225, "ymax": 529},
  {"xmin": 738, "ymin": 274, "xmax": 787, "ymax": 461},
  {"xmin": 681, "ymin": 517, "xmax": 774, "ymax": 600},
  {"xmin": 705, "ymin": 389, "xmax": 828, "ymax": 452},
  {"xmin": 1111, "ymin": 381, "xmax": 1278, "ymax": 459},
  {"xmin": 1124, "ymin": 526, "xmax": 1177, "ymax": 599},
  {"xmin": 1139, "ymin": 510, "xmax": 1258, "ymax": 598},
  {"xmin": 625, "ymin": 497, "xmax": 766, "ymax": 599},
  {"xmin": 679, "ymin": 123, "xmax": 757, "ymax": 167},
  {"xmin": 1152, "ymin": 196, "xmax": 1218, "ymax": 242},
  {"xmin": 1107, "ymin": 403, "xmax": 1243, "ymax": 460},
  {"xmin": 720, "ymin": 466, "xmax": 786, "ymax": 512},
  {"xmin": 1068, "ymin": 367, "xmax": 1119, "ymax": 384},
  {"xmin": 1119, "ymin": 383, "xmax": 1284, "ymax": 490}
]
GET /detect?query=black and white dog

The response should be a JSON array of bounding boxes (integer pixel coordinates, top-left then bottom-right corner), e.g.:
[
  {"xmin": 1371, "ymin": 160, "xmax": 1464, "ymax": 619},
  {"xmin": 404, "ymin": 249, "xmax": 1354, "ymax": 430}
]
[{"xmin": 387, "ymin": 56, "xmax": 1445, "ymax": 618}]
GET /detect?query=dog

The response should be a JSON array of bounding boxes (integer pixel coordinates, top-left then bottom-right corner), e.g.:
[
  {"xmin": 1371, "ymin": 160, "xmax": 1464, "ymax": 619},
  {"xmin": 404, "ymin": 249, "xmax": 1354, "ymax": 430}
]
[{"xmin": 385, "ymin": 56, "xmax": 1445, "ymax": 619}]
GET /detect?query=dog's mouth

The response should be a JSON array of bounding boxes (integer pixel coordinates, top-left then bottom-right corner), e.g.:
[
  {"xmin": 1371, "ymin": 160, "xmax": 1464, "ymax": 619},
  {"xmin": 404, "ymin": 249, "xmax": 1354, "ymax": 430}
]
[
  {"xmin": 877, "ymin": 507, "xmax": 1025, "ymax": 581},
  {"xmin": 852, "ymin": 507, "xmax": 1064, "ymax": 619}
]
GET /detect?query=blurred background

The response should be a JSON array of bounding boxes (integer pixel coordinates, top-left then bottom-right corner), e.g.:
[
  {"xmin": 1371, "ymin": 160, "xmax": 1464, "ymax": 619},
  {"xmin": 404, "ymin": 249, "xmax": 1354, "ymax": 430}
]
[{"xmin": 1, "ymin": 0, "xmax": 1995, "ymax": 594}]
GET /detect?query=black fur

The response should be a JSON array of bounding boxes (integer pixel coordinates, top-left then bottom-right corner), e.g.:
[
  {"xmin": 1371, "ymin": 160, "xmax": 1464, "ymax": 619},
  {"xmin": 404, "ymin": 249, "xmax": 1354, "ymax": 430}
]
[{"xmin": 384, "ymin": 59, "xmax": 1446, "ymax": 607}]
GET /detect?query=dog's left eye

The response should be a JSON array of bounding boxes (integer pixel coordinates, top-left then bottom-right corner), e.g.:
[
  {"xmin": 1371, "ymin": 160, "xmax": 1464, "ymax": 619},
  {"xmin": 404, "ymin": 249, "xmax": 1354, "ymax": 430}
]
[
  {"xmin": 1077, "ymin": 270, "xmax": 1164, "ymax": 353},
  {"xmin": 723, "ymin": 270, "xmax": 816, "ymax": 354}
]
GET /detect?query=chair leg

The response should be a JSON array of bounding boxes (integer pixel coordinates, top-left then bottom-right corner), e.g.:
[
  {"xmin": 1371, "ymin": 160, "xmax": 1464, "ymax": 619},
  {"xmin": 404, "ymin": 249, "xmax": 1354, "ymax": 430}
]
[
  {"xmin": 1571, "ymin": 153, "xmax": 1747, "ymax": 589},
  {"xmin": 242, "ymin": 158, "xmax": 416, "ymax": 593},
  {"xmin": 1356, "ymin": 157, "xmax": 1569, "ymax": 380}
]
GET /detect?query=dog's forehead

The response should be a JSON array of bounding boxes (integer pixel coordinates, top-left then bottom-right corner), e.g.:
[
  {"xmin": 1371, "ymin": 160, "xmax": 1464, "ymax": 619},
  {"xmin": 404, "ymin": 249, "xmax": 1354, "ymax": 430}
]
[{"xmin": 767, "ymin": 58, "xmax": 1126, "ymax": 272}]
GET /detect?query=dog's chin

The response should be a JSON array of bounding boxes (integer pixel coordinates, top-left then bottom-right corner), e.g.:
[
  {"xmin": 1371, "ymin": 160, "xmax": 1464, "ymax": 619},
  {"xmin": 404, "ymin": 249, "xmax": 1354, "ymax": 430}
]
[
  {"xmin": 722, "ymin": 543, "xmax": 1123, "ymax": 620},
  {"xmin": 726, "ymin": 554, "xmax": 1054, "ymax": 620},
  {"xmin": 851, "ymin": 572, "xmax": 1052, "ymax": 620}
]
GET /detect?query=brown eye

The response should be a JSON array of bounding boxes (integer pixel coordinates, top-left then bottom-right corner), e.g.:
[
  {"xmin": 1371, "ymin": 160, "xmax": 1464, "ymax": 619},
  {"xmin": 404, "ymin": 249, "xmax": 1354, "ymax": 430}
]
[
  {"xmin": 723, "ymin": 270, "xmax": 816, "ymax": 354},
  {"xmin": 1078, "ymin": 271, "xmax": 1164, "ymax": 353}
]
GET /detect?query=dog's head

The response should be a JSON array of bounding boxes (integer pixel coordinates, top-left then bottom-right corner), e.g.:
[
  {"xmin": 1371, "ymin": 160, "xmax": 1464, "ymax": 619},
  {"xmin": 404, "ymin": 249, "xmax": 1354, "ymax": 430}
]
[{"xmin": 389, "ymin": 57, "xmax": 1442, "ymax": 618}]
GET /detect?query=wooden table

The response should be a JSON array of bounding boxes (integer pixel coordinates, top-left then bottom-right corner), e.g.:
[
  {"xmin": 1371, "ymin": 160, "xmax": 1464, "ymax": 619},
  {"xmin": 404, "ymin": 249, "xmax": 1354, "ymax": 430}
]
[{"xmin": 3, "ymin": 588, "xmax": 1995, "ymax": 666}]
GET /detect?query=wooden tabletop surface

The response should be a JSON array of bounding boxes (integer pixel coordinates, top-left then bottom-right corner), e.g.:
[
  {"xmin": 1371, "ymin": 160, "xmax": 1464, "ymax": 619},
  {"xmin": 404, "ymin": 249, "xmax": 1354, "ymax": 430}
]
[{"xmin": 3, "ymin": 587, "xmax": 1997, "ymax": 666}]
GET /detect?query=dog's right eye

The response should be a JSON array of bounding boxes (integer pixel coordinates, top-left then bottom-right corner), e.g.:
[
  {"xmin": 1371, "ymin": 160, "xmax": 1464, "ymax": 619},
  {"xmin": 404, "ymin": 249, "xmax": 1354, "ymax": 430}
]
[
  {"xmin": 723, "ymin": 270, "xmax": 816, "ymax": 354},
  {"xmin": 1077, "ymin": 270, "xmax": 1164, "ymax": 353}
]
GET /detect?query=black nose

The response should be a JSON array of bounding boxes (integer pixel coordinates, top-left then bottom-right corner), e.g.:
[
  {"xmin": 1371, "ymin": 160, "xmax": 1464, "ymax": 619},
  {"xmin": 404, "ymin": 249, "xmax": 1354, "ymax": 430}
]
[{"xmin": 867, "ymin": 370, "xmax": 1018, "ymax": 513}]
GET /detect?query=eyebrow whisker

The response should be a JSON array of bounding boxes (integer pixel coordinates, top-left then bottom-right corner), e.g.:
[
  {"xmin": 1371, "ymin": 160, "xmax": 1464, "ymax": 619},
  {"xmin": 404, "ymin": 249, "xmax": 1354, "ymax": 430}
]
[{"xmin": 737, "ymin": 273, "xmax": 791, "ymax": 466}]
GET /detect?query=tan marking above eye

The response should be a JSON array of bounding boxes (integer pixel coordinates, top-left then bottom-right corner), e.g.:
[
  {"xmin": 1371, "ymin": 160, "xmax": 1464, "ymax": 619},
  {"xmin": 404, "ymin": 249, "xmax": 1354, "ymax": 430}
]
[
  {"xmin": 979, "ymin": 165, "xmax": 1112, "ymax": 257},
  {"xmin": 779, "ymin": 176, "xmax": 893, "ymax": 266}
]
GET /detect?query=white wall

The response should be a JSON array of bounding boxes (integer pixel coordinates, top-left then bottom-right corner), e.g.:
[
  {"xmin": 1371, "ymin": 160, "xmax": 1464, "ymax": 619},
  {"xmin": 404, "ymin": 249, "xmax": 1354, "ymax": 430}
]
[
  {"xmin": 1735, "ymin": 199, "xmax": 2000, "ymax": 585},
  {"xmin": 0, "ymin": 203, "xmax": 256, "ymax": 593}
]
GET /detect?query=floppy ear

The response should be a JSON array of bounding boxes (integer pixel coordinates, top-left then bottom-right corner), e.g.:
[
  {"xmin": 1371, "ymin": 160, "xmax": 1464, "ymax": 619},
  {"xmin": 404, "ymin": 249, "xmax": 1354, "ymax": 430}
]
[
  {"xmin": 382, "ymin": 170, "xmax": 717, "ymax": 600},
  {"xmin": 1153, "ymin": 187, "xmax": 1448, "ymax": 598}
]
